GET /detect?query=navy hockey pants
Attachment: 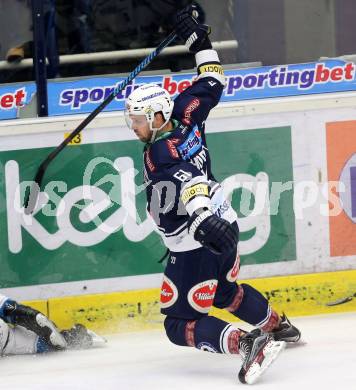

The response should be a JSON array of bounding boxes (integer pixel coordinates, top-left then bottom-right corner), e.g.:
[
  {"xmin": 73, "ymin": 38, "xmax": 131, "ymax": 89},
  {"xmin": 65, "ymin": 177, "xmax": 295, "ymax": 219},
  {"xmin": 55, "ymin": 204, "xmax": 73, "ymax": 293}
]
[{"xmin": 160, "ymin": 224, "xmax": 273, "ymax": 352}]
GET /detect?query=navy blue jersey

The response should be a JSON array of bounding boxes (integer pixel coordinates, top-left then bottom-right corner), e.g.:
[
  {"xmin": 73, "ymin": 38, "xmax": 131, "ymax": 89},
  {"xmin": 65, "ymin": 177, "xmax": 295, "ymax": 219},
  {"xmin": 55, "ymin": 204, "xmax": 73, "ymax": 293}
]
[{"xmin": 143, "ymin": 54, "xmax": 237, "ymax": 251}]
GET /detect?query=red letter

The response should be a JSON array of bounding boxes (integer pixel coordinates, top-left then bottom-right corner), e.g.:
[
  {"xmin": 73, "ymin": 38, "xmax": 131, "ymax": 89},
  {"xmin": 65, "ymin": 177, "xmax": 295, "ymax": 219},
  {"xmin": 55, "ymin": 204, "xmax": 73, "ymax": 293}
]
[
  {"xmin": 1, "ymin": 94, "xmax": 14, "ymax": 109},
  {"xmin": 178, "ymin": 80, "xmax": 191, "ymax": 93},
  {"xmin": 163, "ymin": 76, "xmax": 177, "ymax": 95},
  {"xmin": 344, "ymin": 63, "xmax": 355, "ymax": 80},
  {"xmin": 315, "ymin": 64, "xmax": 330, "ymax": 82},
  {"xmin": 14, "ymin": 88, "xmax": 26, "ymax": 106},
  {"xmin": 330, "ymin": 68, "xmax": 343, "ymax": 81}
]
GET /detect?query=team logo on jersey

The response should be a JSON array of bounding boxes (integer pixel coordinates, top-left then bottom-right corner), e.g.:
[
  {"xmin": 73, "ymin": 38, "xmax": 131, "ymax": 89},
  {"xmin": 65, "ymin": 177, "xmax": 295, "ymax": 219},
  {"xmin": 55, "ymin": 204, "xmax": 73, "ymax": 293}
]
[
  {"xmin": 188, "ymin": 279, "xmax": 218, "ymax": 313},
  {"xmin": 177, "ymin": 125, "xmax": 202, "ymax": 160},
  {"xmin": 160, "ymin": 275, "xmax": 178, "ymax": 309},
  {"xmin": 226, "ymin": 254, "xmax": 240, "ymax": 282},
  {"xmin": 182, "ymin": 98, "xmax": 200, "ymax": 125}
]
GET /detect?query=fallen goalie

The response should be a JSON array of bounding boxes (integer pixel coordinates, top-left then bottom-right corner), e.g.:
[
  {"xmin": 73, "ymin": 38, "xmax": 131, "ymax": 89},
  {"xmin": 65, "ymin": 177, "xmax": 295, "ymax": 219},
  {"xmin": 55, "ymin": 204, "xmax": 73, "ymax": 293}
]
[{"xmin": 0, "ymin": 293, "xmax": 105, "ymax": 355}]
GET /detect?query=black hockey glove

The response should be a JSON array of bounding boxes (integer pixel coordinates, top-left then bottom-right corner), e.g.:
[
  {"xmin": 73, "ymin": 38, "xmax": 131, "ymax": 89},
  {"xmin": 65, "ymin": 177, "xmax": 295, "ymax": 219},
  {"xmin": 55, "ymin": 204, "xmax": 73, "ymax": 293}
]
[
  {"xmin": 188, "ymin": 208, "xmax": 238, "ymax": 256},
  {"xmin": 175, "ymin": 5, "xmax": 212, "ymax": 53}
]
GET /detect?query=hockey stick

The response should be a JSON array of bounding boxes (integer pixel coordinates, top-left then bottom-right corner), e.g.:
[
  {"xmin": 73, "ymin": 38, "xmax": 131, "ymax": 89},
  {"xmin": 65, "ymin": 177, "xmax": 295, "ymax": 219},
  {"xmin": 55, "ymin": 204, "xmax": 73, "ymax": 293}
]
[
  {"xmin": 24, "ymin": 31, "xmax": 177, "ymax": 214},
  {"xmin": 325, "ymin": 292, "xmax": 356, "ymax": 306}
]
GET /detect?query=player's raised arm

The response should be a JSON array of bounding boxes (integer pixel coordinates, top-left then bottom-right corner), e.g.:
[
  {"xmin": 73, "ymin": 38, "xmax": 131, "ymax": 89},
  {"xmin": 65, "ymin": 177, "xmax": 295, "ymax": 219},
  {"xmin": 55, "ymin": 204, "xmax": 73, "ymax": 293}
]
[{"xmin": 173, "ymin": 5, "xmax": 225, "ymax": 126}]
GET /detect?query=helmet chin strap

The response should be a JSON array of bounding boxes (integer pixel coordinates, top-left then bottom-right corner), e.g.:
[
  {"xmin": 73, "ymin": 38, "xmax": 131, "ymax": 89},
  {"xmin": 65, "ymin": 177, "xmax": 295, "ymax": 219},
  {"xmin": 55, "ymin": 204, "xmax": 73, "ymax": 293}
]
[
  {"xmin": 149, "ymin": 129, "xmax": 159, "ymax": 143},
  {"xmin": 149, "ymin": 117, "xmax": 170, "ymax": 143}
]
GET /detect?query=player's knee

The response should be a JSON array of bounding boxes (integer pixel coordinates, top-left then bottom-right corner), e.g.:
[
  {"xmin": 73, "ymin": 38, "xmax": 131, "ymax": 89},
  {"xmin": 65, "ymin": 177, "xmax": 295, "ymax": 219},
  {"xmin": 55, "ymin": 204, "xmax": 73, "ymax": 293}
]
[
  {"xmin": 221, "ymin": 284, "xmax": 244, "ymax": 311},
  {"xmin": 164, "ymin": 317, "xmax": 195, "ymax": 347}
]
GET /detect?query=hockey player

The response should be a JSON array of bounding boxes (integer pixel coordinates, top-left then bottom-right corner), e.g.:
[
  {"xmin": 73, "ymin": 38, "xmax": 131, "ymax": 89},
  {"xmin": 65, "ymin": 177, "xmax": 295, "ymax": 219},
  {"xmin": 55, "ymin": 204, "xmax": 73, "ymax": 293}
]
[
  {"xmin": 0, "ymin": 293, "xmax": 103, "ymax": 355},
  {"xmin": 124, "ymin": 6, "xmax": 301, "ymax": 384}
]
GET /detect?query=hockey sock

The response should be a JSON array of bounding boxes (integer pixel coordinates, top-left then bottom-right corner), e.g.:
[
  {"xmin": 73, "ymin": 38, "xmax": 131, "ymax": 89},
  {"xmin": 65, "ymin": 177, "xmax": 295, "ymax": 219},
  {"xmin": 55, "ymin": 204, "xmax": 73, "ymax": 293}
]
[
  {"xmin": 226, "ymin": 283, "xmax": 279, "ymax": 329},
  {"xmin": 164, "ymin": 315, "xmax": 241, "ymax": 354}
]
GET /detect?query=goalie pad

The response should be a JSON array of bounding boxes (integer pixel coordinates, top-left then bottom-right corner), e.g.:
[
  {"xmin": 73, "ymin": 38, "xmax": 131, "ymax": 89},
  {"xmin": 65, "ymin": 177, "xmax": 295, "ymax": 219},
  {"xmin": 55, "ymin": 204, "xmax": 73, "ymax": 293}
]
[
  {"xmin": 0, "ymin": 319, "xmax": 38, "ymax": 355},
  {"xmin": 3, "ymin": 301, "xmax": 66, "ymax": 350}
]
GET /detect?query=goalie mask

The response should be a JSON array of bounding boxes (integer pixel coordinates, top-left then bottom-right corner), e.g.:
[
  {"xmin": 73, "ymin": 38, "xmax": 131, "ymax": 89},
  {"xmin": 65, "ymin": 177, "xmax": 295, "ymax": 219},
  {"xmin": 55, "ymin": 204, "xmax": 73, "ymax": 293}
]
[{"xmin": 125, "ymin": 84, "xmax": 174, "ymax": 142}]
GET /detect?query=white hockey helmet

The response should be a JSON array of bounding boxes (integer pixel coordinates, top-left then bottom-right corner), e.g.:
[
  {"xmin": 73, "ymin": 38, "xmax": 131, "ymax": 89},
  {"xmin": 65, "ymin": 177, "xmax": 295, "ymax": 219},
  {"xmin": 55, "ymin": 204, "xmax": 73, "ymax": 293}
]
[{"xmin": 125, "ymin": 83, "xmax": 174, "ymax": 141}]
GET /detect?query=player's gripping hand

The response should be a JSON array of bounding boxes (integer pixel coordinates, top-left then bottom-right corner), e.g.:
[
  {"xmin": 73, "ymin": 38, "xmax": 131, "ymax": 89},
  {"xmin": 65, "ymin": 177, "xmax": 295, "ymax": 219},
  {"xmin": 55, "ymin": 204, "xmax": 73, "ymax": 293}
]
[
  {"xmin": 175, "ymin": 5, "xmax": 212, "ymax": 53},
  {"xmin": 188, "ymin": 208, "xmax": 238, "ymax": 255}
]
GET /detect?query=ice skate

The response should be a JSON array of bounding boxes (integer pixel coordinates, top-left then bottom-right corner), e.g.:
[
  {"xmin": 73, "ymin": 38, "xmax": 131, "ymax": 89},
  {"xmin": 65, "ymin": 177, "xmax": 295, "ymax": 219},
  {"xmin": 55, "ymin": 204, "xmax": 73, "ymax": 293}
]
[
  {"xmin": 271, "ymin": 313, "xmax": 301, "ymax": 343},
  {"xmin": 239, "ymin": 313, "xmax": 301, "ymax": 344},
  {"xmin": 238, "ymin": 331, "xmax": 285, "ymax": 384},
  {"xmin": 61, "ymin": 324, "xmax": 107, "ymax": 349}
]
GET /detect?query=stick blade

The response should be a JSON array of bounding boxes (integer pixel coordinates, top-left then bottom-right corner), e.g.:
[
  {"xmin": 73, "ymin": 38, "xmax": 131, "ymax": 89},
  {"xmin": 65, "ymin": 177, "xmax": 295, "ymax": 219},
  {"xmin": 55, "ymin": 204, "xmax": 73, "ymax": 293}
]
[
  {"xmin": 326, "ymin": 296, "xmax": 353, "ymax": 306},
  {"xmin": 24, "ymin": 181, "xmax": 40, "ymax": 215}
]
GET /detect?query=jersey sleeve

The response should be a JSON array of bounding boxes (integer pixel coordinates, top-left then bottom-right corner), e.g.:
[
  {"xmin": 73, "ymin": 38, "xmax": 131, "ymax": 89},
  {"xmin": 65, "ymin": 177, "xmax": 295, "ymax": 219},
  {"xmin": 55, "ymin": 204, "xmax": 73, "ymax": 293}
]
[{"xmin": 172, "ymin": 49, "xmax": 225, "ymax": 126}]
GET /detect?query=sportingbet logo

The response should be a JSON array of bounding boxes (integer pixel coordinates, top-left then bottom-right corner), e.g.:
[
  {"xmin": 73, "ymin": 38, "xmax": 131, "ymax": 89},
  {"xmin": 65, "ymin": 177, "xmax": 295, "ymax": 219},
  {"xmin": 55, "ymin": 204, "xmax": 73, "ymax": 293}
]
[
  {"xmin": 225, "ymin": 62, "xmax": 355, "ymax": 95},
  {"xmin": 59, "ymin": 76, "xmax": 194, "ymax": 109},
  {"xmin": 60, "ymin": 82, "xmax": 137, "ymax": 109},
  {"xmin": 56, "ymin": 60, "xmax": 356, "ymax": 113}
]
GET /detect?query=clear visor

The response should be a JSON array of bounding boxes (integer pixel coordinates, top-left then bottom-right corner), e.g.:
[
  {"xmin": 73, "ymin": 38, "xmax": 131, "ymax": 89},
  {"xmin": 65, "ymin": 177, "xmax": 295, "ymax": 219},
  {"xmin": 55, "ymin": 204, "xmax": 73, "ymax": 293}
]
[{"xmin": 124, "ymin": 110, "xmax": 149, "ymax": 130}]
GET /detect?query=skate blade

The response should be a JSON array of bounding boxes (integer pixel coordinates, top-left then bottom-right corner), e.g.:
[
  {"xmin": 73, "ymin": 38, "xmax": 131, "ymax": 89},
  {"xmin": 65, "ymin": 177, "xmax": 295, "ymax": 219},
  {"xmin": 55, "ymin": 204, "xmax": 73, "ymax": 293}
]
[
  {"xmin": 245, "ymin": 340, "xmax": 286, "ymax": 385},
  {"xmin": 285, "ymin": 339, "xmax": 307, "ymax": 348},
  {"xmin": 87, "ymin": 329, "xmax": 107, "ymax": 347}
]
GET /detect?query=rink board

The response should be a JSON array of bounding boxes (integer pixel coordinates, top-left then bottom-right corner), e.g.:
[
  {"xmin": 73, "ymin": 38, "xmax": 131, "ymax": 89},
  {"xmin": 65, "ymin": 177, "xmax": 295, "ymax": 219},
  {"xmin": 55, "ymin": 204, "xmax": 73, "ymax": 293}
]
[
  {"xmin": 23, "ymin": 270, "xmax": 356, "ymax": 334},
  {"xmin": 1, "ymin": 86, "xmax": 356, "ymax": 337},
  {"xmin": 1, "ymin": 95, "xmax": 356, "ymax": 297}
]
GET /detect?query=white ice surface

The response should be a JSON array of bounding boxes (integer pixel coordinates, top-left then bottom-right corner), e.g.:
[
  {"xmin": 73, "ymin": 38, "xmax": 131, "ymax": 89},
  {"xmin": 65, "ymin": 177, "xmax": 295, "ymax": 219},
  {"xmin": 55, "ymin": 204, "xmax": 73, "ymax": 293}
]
[{"xmin": 0, "ymin": 312, "xmax": 355, "ymax": 390}]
